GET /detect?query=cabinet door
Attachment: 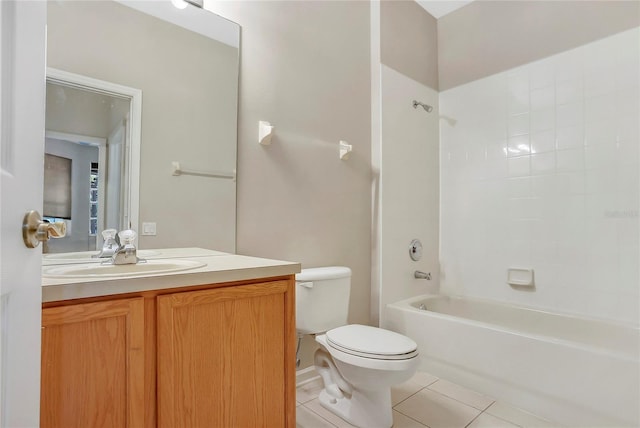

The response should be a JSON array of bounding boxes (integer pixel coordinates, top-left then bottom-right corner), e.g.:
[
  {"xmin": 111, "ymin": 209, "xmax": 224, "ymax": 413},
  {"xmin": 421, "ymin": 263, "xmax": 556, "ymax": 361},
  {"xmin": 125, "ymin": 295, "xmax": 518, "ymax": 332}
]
[
  {"xmin": 157, "ymin": 280, "xmax": 295, "ymax": 427},
  {"xmin": 41, "ymin": 297, "xmax": 145, "ymax": 428}
]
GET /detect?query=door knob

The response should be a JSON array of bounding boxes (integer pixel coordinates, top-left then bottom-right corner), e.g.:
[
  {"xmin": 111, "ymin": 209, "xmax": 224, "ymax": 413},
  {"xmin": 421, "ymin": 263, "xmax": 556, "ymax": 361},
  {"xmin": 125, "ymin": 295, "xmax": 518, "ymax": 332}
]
[{"xmin": 22, "ymin": 210, "xmax": 67, "ymax": 248}]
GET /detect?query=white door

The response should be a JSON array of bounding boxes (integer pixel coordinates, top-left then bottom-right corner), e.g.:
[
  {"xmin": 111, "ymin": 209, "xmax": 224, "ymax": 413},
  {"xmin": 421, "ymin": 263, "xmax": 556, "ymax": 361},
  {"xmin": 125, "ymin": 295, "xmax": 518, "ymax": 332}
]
[{"xmin": 0, "ymin": 1, "xmax": 47, "ymax": 426}]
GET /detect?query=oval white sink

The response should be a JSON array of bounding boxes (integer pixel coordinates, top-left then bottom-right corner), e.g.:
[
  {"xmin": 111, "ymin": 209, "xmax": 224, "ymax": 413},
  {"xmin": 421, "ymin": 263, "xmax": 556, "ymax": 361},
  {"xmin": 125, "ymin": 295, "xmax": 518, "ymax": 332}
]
[
  {"xmin": 43, "ymin": 249, "xmax": 161, "ymax": 262},
  {"xmin": 42, "ymin": 259, "xmax": 206, "ymax": 278}
]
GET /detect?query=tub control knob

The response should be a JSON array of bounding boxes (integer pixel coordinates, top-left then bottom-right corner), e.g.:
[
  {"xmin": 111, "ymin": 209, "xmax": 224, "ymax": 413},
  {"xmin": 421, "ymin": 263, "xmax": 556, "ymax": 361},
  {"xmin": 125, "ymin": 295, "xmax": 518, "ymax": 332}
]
[{"xmin": 409, "ymin": 239, "xmax": 423, "ymax": 261}]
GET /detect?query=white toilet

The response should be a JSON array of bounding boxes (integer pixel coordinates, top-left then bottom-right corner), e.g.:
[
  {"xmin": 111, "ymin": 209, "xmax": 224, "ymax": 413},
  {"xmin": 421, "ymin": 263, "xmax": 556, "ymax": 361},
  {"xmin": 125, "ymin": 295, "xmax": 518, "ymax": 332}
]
[{"xmin": 296, "ymin": 266, "xmax": 418, "ymax": 428}]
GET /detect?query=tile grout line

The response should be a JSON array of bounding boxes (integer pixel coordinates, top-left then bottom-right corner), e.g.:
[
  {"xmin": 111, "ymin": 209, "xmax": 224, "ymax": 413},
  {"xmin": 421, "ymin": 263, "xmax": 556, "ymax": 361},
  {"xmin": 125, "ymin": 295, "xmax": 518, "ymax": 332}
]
[
  {"xmin": 464, "ymin": 411, "xmax": 483, "ymax": 428},
  {"xmin": 301, "ymin": 402, "xmax": 339, "ymax": 428},
  {"xmin": 393, "ymin": 407, "xmax": 432, "ymax": 428},
  {"xmin": 425, "ymin": 385, "xmax": 497, "ymax": 413},
  {"xmin": 468, "ymin": 408, "xmax": 526, "ymax": 428},
  {"xmin": 391, "ymin": 378, "xmax": 439, "ymax": 409},
  {"xmin": 392, "ymin": 385, "xmax": 429, "ymax": 408}
]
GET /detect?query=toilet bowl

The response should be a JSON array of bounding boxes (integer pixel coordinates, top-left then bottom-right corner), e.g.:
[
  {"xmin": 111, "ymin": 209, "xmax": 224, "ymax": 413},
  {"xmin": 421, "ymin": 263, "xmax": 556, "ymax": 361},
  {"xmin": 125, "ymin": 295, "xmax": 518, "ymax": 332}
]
[
  {"xmin": 295, "ymin": 267, "xmax": 419, "ymax": 428},
  {"xmin": 314, "ymin": 325, "xmax": 418, "ymax": 427}
]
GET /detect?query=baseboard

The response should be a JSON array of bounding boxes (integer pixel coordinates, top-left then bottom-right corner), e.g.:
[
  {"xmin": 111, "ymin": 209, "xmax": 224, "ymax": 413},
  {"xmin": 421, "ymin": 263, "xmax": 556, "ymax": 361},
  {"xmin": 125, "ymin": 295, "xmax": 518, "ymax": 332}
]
[{"xmin": 295, "ymin": 366, "xmax": 320, "ymax": 387}]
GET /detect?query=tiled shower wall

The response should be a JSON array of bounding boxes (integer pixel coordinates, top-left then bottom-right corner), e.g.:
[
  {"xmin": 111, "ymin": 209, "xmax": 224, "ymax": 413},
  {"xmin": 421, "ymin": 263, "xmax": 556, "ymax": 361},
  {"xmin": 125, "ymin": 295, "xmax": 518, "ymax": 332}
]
[{"xmin": 439, "ymin": 28, "xmax": 639, "ymax": 325}]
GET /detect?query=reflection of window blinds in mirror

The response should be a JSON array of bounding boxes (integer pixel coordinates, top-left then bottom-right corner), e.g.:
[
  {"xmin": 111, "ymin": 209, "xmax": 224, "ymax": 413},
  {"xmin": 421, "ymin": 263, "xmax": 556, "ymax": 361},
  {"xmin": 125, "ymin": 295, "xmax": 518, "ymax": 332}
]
[{"xmin": 44, "ymin": 154, "xmax": 72, "ymax": 219}]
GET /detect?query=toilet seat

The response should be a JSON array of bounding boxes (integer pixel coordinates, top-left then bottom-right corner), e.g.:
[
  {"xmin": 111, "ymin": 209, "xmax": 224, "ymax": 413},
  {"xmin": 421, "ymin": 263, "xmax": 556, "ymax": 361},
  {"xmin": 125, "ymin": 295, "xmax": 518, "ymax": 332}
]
[
  {"xmin": 316, "ymin": 333, "xmax": 418, "ymax": 372},
  {"xmin": 326, "ymin": 325, "xmax": 418, "ymax": 361}
]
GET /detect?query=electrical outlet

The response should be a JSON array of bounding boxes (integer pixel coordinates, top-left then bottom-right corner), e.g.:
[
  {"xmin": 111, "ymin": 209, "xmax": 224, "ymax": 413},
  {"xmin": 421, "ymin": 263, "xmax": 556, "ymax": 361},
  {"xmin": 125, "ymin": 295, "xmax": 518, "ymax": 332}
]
[{"xmin": 142, "ymin": 222, "xmax": 156, "ymax": 236}]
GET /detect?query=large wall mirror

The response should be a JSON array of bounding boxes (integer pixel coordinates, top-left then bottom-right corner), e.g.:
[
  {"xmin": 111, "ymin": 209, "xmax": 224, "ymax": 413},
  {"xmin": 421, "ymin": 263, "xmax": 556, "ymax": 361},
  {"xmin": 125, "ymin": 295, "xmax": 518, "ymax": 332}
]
[{"xmin": 44, "ymin": 0, "xmax": 239, "ymax": 256}]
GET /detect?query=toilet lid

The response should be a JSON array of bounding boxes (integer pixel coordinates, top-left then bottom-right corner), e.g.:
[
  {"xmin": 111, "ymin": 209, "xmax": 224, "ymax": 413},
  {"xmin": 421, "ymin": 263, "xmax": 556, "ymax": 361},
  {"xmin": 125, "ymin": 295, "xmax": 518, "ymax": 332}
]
[{"xmin": 326, "ymin": 325, "xmax": 418, "ymax": 360}]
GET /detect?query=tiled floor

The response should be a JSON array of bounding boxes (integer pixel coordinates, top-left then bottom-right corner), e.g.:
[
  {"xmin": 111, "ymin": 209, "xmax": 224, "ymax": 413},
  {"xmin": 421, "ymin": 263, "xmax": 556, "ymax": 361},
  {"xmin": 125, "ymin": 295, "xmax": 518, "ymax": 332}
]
[{"xmin": 296, "ymin": 371, "xmax": 560, "ymax": 428}]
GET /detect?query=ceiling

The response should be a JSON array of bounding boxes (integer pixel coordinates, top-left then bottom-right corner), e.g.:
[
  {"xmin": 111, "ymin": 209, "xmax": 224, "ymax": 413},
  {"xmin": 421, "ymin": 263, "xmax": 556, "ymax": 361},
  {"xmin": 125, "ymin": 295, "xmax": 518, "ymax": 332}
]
[{"xmin": 416, "ymin": 0, "xmax": 475, "ymax": 19}]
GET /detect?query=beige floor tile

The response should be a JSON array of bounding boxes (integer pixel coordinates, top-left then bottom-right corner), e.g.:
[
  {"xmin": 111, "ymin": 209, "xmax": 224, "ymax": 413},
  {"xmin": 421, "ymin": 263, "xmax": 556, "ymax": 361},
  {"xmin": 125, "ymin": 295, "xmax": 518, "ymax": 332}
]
[
  {"xmin": 297, "ymin": 405, "xmax": 337, "ymax": 428},
  {"xmin": 468, "ymin": 413, "xmax": 521, "ymax": 428},
  {"xmin": 391, "ymin": 379, "xmax": 426, "ymax": 406},
  {"xmin": 304, "ymin": 399, "xmax": 359, "ymax": 428},
  {"xmin": 410, "ymin": 371, "xmax": 439, "ymax": 387},
  {"xmin": 297, "ymin": 378, "xmax": 325, "ymax": 404},
  {"xmin": 486, "ymin": 402, "xmax": 561, "ymax": 428},
  {"xmin": 392, "ymin": 410, "xmax": 428, "ymax": 427},
  {"xmin": 428, "ymin": 379, "xmax": 495, "ymax": 410},
  {"xmin": 395, "ymin": 389, "xmax": 481, "ymax": 428},
  {"xmin": 392, "ymin": 370, "xmax": 439, "ymax": 406}
]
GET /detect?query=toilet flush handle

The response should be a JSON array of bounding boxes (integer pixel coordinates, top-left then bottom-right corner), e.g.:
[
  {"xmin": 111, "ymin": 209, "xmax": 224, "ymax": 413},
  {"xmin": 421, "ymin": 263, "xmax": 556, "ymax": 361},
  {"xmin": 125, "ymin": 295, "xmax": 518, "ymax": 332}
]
[{"xmin": 297, "ymin": 281, "xmax": 313, "ymax": 289}]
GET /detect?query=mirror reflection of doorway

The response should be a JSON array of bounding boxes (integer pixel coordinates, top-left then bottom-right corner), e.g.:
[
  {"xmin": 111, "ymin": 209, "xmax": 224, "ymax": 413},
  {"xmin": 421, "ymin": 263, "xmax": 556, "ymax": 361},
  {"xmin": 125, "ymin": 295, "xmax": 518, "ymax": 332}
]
[{"xmin": 44, "ymin": 81, "xmax": 130, "ymax": 253}]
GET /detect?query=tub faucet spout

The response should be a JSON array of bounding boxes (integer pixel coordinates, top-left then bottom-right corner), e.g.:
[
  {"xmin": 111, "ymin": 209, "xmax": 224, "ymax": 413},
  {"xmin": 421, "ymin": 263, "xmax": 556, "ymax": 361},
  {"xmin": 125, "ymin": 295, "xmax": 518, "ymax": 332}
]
[{"xmin": 414, "ymin": 270, "xmax": 431, "ymax": 280}]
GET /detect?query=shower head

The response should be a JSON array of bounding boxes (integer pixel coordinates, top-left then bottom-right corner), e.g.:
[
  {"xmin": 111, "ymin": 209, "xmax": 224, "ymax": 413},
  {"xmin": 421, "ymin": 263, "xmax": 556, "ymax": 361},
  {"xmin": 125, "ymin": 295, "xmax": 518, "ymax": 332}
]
[{"xmin": 413, "ymin": 100, "xmax": 433, "ymax": 113}]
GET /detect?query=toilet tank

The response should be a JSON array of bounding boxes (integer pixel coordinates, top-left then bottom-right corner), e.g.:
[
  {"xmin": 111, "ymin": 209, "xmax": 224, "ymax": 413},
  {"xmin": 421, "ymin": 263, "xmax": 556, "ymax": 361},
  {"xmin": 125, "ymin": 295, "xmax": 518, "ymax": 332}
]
[{"xmin": 295, "ymin": 266, "xmax": 351, "ymax": 335}]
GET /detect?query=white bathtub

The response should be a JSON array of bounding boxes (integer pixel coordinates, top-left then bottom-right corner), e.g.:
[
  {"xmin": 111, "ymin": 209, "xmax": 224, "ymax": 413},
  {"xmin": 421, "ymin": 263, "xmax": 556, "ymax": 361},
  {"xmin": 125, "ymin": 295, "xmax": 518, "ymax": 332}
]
[{"xmin": 385, "ymin": 294, "xmax": 640, "ymax": 427}]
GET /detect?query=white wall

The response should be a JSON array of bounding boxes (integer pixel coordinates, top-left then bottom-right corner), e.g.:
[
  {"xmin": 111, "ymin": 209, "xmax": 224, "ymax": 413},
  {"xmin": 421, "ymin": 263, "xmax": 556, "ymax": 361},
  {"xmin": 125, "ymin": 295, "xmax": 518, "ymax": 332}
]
[
  {"xmin": 440, "ymin": 28, "xmax": 640, "ymax": 325},
  {"xmin": 205, "ymin": 1, "xmax": 372, "ymax": 369},
  {"xmin": 378, "ymin": 64, "xmax": 439, "ymax": 325},
  {"xmin": 373, "ymin": 1, "xmax": 440, "ymax": 326},
  {"xmin": 46, "ymin": 84, "xmax": 129, "ymax": 139}
]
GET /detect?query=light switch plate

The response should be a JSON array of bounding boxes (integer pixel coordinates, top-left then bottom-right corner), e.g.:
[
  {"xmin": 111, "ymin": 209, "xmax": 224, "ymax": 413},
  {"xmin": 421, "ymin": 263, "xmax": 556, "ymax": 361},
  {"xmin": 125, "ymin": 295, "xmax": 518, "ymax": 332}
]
[{"xmin": 142, "ymin": 222, "xmax": 156, "ymax": 236}]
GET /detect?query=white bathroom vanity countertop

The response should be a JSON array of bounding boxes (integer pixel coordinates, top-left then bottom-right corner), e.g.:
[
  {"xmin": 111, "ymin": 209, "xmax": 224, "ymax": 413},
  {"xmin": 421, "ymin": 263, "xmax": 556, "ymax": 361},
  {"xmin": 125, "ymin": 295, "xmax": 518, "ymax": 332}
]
[
  {"xmin": 42, "ymin": 248, "xmax": 301, "ymax": 303},
  {"xmin": 42, "ymin": 247, "xmax": 229, "ymax": 265}
]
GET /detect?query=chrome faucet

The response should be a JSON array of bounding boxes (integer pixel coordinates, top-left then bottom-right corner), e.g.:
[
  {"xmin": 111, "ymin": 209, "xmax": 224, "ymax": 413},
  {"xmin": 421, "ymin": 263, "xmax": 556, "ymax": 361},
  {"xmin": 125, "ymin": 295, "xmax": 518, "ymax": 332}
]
[
  {"xmin": 93, "ymin": 229, "xmax": 120, "ymax": 258},
  {"xmin": 106, "ymin": 230, "xmax": 139, "ymax": 265},
  {"xmin": 414, "ymin": 270, "xmax": 431, "ymax": 280},
  {"xmin": 111, "ymin": 245, "xmax": 138, "ymax": 265}
]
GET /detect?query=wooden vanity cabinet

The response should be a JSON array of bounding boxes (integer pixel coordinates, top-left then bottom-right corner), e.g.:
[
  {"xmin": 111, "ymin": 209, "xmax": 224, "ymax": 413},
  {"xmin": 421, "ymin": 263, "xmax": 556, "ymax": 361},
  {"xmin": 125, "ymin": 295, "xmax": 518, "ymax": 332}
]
[
  {"xmin": 41, "ymin": 276, "xmax": 296, "ymax": 428},
  {"xmin": 41, "ymin": 298, "xmax": 145, "ymax": 428}
]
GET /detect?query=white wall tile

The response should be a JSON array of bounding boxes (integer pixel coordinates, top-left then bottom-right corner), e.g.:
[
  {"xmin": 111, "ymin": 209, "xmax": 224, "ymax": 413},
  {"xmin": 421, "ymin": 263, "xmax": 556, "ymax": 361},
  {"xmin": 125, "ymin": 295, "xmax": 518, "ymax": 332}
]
[
  {"xmin": 556, "ymin": 148, "xmax": 584, "ymax": 172},
  {"xmin": 530, "ymin": 228, "xmax": 558, "ymax": 252},
  {"xmin": 556, "ymin": 125, "xmax": 584, "ymax": 150},
  {"xmin": 617, "ymin": 165, "xmax": 640, "ymax": 197},
  {"xmin": 509, "ymin": 219, "xmax": 534, "ymax": 241},
  {"xmin": 556, "ymin": 79, "xmax": 583, "ymax": 105},
  {"xmin": 586, "ymin": 168, "xmax": 618, "ymax": 194},
  {"xmin": 508, "ymin": 113, "xmax": 529, "ymax": 137},
  {"xmin": 556, "ymin": 102, "xmax": 583, "ymax": 129},
  {"xmin": 486, "ymin": 139, "xmax": 508, "ymax": 159},
  {"xmin": 507, "ymin": 156, "xmax": 531, "ymax": 177},
  {"xmin": 507, "ymin": 70, "xmax": 529, "ymax": 95},
  {"xmin": 619, "ymin": 243, "xmax": 640, "ymax": 293},
  {"xmin": 616, "ymin": 62, "xmax": 640, "ymax": 91},
  {"xmin": 585, "ymin": 94, "xmax": 616, "ymax": 123},
  {"xmin": 530, "ymin": 61, "xmax": 555, "ymax": 90},
  {"xmin": 508, "ymin": 93, "xmax": 529, "ymax": 115},
  {"xmin": 483, "ymin": 158, "xmax": 509, "ymax": 180},
  {"xmin": 554, "ymin": 48, "xmax": 584, "ymax": 83},
  {"xmin": 584, "ymin": 145, "xmax": 617, "ymax": 170},
  {"xmin": 439, "ymin": 28, "xmax": 639, "ymax": 325},
  {"xmin": 507, "ymin": 135, "xmax": 530, "ymax": 157},
  {"xmin": 616, "ymin": 90, "xmax": 640, "ymax": 117},
  {"xmin": 585, "ymin": 119, "xmax": 616, "ymax": 146},
  {"xmin": 530, "ymin": 109, "xmax": 554, "ymax": 133},
  {"xmin": 530, "ymin": 86, "xmax": 555, "ymax": 111},
  {"xmin": 618, "ymin": 116, "xmax": 640, "ymax": 145},
  {"xmin": 530, "ymin": 130, "xmax": 556, "ymax": 153},
  {"xmin": 584, "ymin": 70, "xmax": 616, "ymax": 98},
  {"xmin": 530, "ymin": 152, "xmax": 556, "ymax": 175},
  {"xmin": 507, "ymin": 177, "xmax": 531, "ymax": 199}
]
